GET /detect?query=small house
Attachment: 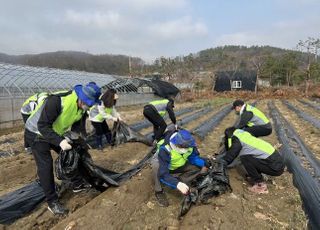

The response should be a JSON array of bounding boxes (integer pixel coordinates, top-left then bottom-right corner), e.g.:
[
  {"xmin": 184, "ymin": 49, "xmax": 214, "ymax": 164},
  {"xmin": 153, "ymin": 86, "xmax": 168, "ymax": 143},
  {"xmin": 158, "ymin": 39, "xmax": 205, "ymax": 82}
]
[{"xmin": 213, "ymin": 71, "xmax": 257, "ymax": 92}]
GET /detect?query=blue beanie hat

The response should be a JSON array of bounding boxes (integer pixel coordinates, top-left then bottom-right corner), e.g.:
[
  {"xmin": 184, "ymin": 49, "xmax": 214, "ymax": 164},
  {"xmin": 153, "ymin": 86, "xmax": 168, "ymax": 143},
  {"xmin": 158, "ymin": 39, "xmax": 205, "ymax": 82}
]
[
  {"xmin": 170, "ymin": 129, "xmax": 196, "ymax": 148},
  {"xmin": 74, "ymin": 82, "xmax": 101, "ymax": 107}
]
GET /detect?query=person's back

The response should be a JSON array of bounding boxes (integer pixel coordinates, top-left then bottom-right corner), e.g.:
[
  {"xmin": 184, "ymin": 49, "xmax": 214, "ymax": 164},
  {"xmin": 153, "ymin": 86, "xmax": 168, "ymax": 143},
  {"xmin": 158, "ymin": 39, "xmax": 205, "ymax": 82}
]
[
  {"xmin": 143, "ymin": 97, "xmax": 177, "ymax": 142},
  {"xmin": 233, "ymin": 100, "xmax": 272, "ymax": 137},
  {"xmin": 221, "ymin": 127, "xmax": 284, "ymax": 194}
]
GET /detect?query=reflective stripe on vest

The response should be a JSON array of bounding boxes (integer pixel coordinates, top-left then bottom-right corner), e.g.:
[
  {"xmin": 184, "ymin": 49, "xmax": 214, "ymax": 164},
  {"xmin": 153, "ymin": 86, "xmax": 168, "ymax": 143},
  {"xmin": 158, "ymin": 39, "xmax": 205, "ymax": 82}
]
[
  {"xmin": 149, "ymin": 99, "xmax": 169, "ymax": 117},
  {"xmin": 246, "ymin": 104, "xmax": 269, "ymax": 127},
  {"xmin": 228, "ymin": 138, "xmax": 232, "ymax": 149},
  {"xmin": 26, "ymin": 90, "xmax": 84, "ymax": 136},
  {"xmin": 164, "ymin": 144, "xmax": 193, "ymax": 170},
  {"xmin": 233, "ymin": 129, "xmax": 274, "ymax": 159},
  {"xmin": 89, "ymin": 105, "xmax": 113, "ymax": 122},
  {"xmin": 21, "ymin": 92, "xmax": 48, "ymax": 115}
]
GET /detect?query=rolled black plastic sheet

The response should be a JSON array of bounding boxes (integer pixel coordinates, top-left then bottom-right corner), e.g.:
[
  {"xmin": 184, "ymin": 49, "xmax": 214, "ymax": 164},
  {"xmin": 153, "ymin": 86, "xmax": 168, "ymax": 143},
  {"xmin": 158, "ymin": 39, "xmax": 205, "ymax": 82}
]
[
  {"xmin": 193, "ymin": 105, "xmax": 232, "ymax": 140},
  {"xmin": 283, "ymin": 100, "xmax": 320, "ymax": 129},
  {"xmin": 268, "ymin": 101, "xmax": 320, "ymax": 229},
  {"xmin": 0, "ymin": 181, "xmax": 46, "ymax": 224},
  {"xmin": 298, "ymin": 99, "xmax": 320, "ymax": 111}
]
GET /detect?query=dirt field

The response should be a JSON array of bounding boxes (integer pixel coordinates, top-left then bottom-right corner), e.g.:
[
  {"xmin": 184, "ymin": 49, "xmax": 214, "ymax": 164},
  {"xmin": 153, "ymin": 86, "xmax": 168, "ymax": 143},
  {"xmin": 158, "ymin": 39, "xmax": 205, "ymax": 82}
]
[{"xmin": 0, "ymin": 98, "xmax": 310, "ymax": 229}]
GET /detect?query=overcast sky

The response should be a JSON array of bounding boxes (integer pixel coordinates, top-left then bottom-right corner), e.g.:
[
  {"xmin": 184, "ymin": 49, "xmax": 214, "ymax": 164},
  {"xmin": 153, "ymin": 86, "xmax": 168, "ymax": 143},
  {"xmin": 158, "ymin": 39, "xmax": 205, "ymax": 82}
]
[{"xmin": 0, "ymin": 0, "xmax": 319, "ymax": 61}]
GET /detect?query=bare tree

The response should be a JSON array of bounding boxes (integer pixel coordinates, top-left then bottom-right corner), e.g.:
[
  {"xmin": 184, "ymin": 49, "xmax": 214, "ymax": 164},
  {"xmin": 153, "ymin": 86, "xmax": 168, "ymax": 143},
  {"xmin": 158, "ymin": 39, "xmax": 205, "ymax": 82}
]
[
  {"xmin": 297, "ymin": 37, "xmax": 319, "ymax": 96},
  {"xmin": 251, "ymin": 55, "xmax": 267, "ymax": 94}
]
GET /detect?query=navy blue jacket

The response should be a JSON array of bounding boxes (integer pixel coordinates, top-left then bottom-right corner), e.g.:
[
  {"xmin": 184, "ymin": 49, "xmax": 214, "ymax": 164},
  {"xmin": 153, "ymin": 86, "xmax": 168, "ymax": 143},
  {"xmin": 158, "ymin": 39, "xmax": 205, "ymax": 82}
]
[{"xmin": 157, "ymin": 131, "xmax": 205, "ymax": 189}]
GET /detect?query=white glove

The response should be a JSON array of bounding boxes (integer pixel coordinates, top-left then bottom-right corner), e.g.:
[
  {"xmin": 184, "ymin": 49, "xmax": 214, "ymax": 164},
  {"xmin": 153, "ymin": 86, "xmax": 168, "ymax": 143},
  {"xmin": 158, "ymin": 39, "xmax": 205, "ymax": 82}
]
[
  {"xmin": 177, "ymin": 182, "xmax": 189, "ymax": 195},
  {"xmin": 112, "ymin": 117, "xmax": 118, "ymax": 122},
  {"xmin": 59, "ymin": 139, "xmax": 72, "ymax": 151},
  {"xmin": 174, "ymin": 124, "xmax": 178, "ymax": 130}
]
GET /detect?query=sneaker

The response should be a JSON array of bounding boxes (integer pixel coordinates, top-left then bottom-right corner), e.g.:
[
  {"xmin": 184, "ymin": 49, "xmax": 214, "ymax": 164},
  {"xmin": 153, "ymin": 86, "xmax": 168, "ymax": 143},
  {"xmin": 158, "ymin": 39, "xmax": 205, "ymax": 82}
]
[
  {"xmin": 25, "ymin": 147, "xmax": 32, "ymax": 154},
  {"xmin": 73, "ymin": 182, "xmax": 92, "ymax": 193},
  {"xmin": 48, "ymin": 200, "xmax": 69, "ymax": 215},
  {"xmin": 155, "ymin": 191, "xmax": 169, "ymax": 207},
  {"xmin": 248, "ymin": 182, "xmax": 269, "ymax": 194}
]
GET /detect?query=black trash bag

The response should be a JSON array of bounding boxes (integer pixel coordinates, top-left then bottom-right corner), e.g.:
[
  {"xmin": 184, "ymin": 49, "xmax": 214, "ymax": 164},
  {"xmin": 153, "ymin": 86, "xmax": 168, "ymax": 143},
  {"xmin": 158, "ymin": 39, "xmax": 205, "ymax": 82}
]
[
  {"xmin": 0, "ymin": 180, "xmax": 46, "ymax": 225},
  {"xmin": 55, "ymin": 148, "xmax": 80, "ymax": 180},
  {"xmin": 179, "ymin": 161, "xmax": 232, "ymax": 217},
  {"xmin": 55, "ymin": 135, "xmax": 120, "ymax": 189},
  {"xmin": 196, "ymin": 161, "xmax": 232, "ymax": 203},
  {"xmin": 111, "ymin": 121, "xmax": 153, "ymax": 146},
  {"xmin": 179, "ymin": 189, "xmax": 198, "ymax": 218},
  {"xmin": 79, "ymin": 150, "xmax": 120, "ymax": 188}
]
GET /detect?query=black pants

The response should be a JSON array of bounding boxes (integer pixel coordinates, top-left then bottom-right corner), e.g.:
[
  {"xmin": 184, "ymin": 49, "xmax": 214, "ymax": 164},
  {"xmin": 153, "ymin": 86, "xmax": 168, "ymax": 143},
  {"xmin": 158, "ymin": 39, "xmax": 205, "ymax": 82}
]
[
  {"xmin": 240, "ymin": 151, "xmax": 285, "ymax": 183},
  {"xmin": 21, "ymin": 113, "xmax": 30, "ymax": 148},
  {"xmin": 143, "ymin": 105, "xmax": 167, "ymax": 141},
  {"xmin": 26, "ymin": 132, "xmax": 83, "ymax": 204},
  {"xmin": 91, "ymin": 120, "xmax": 112, "ymax": 147},
  {"xmin": 243, "ymin": 124, "xmax": 272, "ymax": 137}
]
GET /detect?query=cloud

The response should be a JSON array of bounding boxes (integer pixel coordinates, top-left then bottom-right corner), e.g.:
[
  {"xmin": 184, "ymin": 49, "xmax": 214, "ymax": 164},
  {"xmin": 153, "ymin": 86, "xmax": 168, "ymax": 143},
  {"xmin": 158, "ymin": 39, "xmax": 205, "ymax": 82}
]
[
  {"xmin": 65, "ymin": 10, "xmax": 120, "ymax": 28},
  {"xmin": 0, "ymin": 0, "xmax": 319, "ymax": 61},
  {"xmin": 148, "ymin": 17, "xmax": 208, "ymax": 40},
  {"xmin": 214, "ymin": 16, "xmax": 320, "ymax": 50}
]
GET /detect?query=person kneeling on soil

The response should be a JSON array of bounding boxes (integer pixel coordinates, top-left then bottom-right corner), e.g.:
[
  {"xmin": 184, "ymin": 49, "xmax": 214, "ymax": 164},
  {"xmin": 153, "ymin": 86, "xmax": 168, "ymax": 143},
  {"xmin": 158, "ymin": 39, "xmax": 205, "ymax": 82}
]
[
  {"xmin": 219, "ymin": 127, "xmax": 285, "ymax": 194},
  {"xmin": 233, "ymin": 100, "xmax": 272, "ymax": 137},
  {"xmin": 151, "ymin": 129, "xmax": 209, "ymax": 207},
  {"xmin": 89, "ymin": 89, "xmax": 123, "ymax": 150},
  {"xmin": 25, "ymin": 82, "xmax": 101, "ymax": 215}
]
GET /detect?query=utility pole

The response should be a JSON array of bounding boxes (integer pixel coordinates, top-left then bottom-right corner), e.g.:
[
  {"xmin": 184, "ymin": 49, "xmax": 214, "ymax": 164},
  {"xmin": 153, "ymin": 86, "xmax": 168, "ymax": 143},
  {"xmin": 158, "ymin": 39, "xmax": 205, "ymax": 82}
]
[{"xmin": 129, "ymin": 56, "xmax": 132, "ymax": 77}]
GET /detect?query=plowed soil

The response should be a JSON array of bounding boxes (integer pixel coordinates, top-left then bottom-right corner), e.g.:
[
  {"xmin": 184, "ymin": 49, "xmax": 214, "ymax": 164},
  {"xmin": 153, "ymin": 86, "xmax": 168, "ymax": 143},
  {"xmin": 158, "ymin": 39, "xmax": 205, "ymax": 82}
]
[{"xmin": 0, "ymin": 99, "xmax": 309, "ymax": 230}]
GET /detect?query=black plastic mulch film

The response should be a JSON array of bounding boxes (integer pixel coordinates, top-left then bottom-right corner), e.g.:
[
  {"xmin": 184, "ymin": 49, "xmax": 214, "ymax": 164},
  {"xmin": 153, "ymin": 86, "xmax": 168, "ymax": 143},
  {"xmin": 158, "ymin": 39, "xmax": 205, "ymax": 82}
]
[
  {"xmin": 111, "ymin": 121, "xmax": 153, "ymax": 146},
  {"xmin": 179, "ymin": 161, "xmax": 231, "ymax": 218},
  {"xmin": 193, "ymin": 105, "xmax": 232, "ymax": 140},
  {"xmin": 268, "ymin": 102, "xmax": 320, "ymax": 229},
  {"xmin": 192, "ymin": 101, "xmax": 257, "ymax": 140},
  {"xmin": 0, "ymin": 181, "xmax": 46, "ymax": 224},
  {"xmin": 282, "ymin": 100, "xmax": 320, "ymax": 129},
  {"xmin": 298, "ymin": 99, "xmax": 320, "ymax": 111}
]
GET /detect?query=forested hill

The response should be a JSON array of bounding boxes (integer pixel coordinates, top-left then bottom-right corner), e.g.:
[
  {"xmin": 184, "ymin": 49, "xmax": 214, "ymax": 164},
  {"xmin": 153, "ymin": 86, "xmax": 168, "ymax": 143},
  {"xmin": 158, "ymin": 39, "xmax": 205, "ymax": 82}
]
[
  {"xmin": 0, "ymin": 45, "xmax": 307, "ymax": 76},
  {"xmin": 196, "ymin": 45, "xmax": 302, "ymax": 69},
  {"xmin": 0, "ymin": 51, "xmax": 144, "ymax": 75}
]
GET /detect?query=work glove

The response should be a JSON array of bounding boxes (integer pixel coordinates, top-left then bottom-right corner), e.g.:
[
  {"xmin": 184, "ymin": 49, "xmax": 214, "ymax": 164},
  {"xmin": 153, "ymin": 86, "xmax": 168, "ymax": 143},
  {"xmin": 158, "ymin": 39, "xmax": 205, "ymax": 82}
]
[
  {"xmin": 59, "ymin": 139, "xmax": 72, "ymax": 151},
  {"xmin": 177, "ymin": 182, "xmax": 190, "ymax": 195},
  {"xmin": 174, "ymin": 124, "xmax": 178, "ymax": 130}
]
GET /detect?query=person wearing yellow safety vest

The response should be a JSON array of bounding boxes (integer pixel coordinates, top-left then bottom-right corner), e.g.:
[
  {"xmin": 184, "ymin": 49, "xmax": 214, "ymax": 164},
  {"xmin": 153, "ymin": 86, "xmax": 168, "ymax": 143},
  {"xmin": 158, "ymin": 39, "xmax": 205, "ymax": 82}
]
[
  {"xmin": 21, "ymin": 92, "xmax": 48, "ymax": 153},
  {"xmin": 151, "ymin": 129, "xmax": 209, "ymax": 206},
  {"xmin": 88, "ymin": 88, "xmax": 122, "ymax": 150},
  {"xmin": 143, "ymin": 97, "xmax": 177, "ymax": 143},
  {"xmin": 25, "ymin": 82, "xmax": 101, "ymax": 215},
  {"xmin": 233, "ymin": 100, "xmax": 272, "ymax": 137},
  {"xmin": 219, "ymin": 127, "xmax": 285, "ymax": 194}
]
